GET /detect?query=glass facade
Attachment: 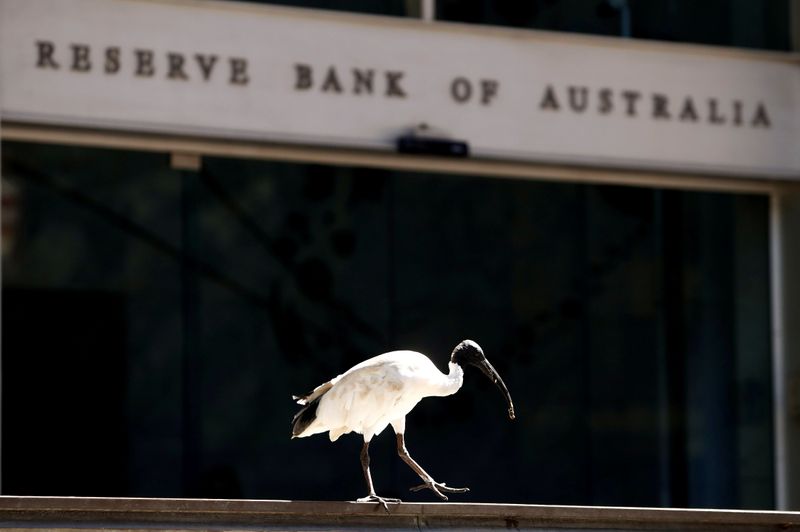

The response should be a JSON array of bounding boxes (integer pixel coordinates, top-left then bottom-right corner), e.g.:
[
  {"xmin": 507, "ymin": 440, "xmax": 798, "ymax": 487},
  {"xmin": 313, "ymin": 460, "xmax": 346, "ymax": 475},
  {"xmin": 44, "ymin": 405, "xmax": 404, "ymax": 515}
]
[
  {"xmin": 1, "ymin": 141, "xmax": 774, "ymax": 508},
  {"xmin": 235, "ymin": 0, "xmax": 792, "ymax": 51},
  {"xmin": 436, "ymin": 0, "xmax": 791, "ymax": 51}
]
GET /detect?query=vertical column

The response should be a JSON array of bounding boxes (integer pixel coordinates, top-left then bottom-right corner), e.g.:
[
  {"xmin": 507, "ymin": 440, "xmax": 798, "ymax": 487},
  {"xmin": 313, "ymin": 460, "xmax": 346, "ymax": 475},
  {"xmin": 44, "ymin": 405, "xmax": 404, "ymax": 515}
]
[
  {"xmin": 173, "ymin": 152, "xmax": 203, "ymax": 496},
  {"xmin": 792, "ymin": 0, "xmax": 800, "ymax": 51},
  {"xmin": 771, "ymin": 188, "xmax": 800, "ymax": 510},
  {"xmin": 733, "ymin": 195, "xmax": 773, "ymax": 508},
  {"xmin": 421, "ymin": 0, "xmax": 435, "ymax": 22},
  {"xmin": 0, "ymin": 118, "xmax": 4, "ymax": 495},
  {"xmin": 406, "ymin": 0, "xmax": 435, "ymax": 21},
  {"xmin": 778, "ymin": 0, "xmax": 800, "ymax": 511}
]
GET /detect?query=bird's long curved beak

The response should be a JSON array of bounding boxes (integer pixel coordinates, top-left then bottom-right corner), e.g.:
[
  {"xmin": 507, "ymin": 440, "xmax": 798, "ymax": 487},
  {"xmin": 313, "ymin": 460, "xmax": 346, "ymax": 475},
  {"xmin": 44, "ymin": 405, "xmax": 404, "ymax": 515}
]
[{"xmin": 478, "ymin": 359, "xmax": 516, "ymax": 420}]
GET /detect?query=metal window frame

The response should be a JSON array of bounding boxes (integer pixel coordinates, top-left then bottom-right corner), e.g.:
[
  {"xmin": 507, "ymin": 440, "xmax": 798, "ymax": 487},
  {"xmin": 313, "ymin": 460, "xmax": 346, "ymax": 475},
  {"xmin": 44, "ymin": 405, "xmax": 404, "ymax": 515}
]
[
  {"xmin": 771, "ymin": 193, "xmax": 787, "ymax": 510},
  {"xmin": 771, "ymin": 185, "xmax": 800, "ymax": 511}
]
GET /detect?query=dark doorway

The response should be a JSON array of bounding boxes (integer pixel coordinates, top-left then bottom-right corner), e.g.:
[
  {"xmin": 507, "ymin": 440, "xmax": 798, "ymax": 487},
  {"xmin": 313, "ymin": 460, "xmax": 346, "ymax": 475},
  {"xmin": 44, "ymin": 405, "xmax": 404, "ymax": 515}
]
[{"xmin": 2, "ymin": 287, "xmax": 128, "ymax": 495}]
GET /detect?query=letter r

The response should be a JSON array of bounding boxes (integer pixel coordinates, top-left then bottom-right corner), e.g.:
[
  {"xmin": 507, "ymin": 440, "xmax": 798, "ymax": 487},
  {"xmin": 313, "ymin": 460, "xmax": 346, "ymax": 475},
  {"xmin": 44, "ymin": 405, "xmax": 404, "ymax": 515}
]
[{"xmin": 36, "ymin": 40, "xmax": 59, "ymax": 69}]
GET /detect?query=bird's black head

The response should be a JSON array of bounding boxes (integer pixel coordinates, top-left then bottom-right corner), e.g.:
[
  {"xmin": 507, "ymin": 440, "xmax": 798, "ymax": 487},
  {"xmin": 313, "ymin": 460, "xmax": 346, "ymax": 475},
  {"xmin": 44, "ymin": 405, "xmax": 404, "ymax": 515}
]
[
  {"xmin": 450, "ymin": 339, "xmax": 515, "ymax": 420},
  {"xmin": 450, "ymin": 339, "xmax": 486, "ymax": 367}
]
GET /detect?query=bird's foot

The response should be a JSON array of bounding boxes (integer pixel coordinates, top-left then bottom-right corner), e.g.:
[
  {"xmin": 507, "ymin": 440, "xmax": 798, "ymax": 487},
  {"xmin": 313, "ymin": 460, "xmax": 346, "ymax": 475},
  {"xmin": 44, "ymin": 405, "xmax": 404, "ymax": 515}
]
[
  {"xmin": 409, "ymin": 481, "xmax": 469, "ymax": 501},
  {"xmin": 356, "ymin": 494, "xmax": 401, "ymax": 513}
]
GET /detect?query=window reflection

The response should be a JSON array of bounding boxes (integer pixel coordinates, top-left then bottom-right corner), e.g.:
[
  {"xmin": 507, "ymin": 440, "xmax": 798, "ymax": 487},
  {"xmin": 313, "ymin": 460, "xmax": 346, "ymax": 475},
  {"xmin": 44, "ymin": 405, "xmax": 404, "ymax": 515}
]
[{"xmin": 1, "ymin": 142, "xmax": 773, "ymax": 508}]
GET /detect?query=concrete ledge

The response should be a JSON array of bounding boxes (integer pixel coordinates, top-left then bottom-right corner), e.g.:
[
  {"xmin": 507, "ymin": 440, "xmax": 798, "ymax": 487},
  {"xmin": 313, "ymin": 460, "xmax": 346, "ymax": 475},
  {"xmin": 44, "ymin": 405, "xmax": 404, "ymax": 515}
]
[{"xmin": 0, "ymin": 496, "xmax": 798, "ymax": 530}]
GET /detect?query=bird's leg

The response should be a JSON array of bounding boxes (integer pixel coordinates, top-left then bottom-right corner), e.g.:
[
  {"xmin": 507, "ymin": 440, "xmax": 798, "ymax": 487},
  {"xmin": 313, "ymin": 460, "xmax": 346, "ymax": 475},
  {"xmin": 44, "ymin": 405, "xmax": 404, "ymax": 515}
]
[
  {"xmin": 395, "ymin": 433, "xmax": 469, "ymax": 501},
  {"xmin": 356, "ymin": 440, "xmax": 400, "ymax": 512}
]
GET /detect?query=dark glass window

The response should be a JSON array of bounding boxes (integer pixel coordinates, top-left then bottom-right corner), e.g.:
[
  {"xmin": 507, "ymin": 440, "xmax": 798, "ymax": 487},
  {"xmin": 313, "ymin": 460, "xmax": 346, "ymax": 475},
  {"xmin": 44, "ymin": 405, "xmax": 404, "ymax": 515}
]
[
  {"xmin": 172, "ymin": 0, "xmax": 792, "ymax": 50},
  {"xmin": 1, "ymin": 141, "xmax": 773, "ymax": 508},
  {"xmin": 436, "ymin": 0, "xmax": 791, "ymax": 51}
]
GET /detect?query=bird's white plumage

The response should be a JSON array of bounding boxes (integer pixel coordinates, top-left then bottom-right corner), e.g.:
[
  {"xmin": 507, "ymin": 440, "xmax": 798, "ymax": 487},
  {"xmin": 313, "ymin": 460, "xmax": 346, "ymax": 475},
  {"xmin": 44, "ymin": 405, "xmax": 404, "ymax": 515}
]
[
  {"xmin": 291, "ymin": 340, "xmax": 513, "ymax": 508},
  {"xmin": 295, "ymin": 350, "xmax": 464, "ymax": 442}
]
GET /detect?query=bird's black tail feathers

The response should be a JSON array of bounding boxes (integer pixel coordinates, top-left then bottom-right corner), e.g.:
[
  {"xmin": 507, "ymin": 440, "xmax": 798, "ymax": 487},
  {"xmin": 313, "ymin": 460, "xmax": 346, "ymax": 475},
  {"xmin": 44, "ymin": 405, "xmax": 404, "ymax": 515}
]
[{"xmin": 290, "ymin": 393, "xmax": 322, "ymax": 438}]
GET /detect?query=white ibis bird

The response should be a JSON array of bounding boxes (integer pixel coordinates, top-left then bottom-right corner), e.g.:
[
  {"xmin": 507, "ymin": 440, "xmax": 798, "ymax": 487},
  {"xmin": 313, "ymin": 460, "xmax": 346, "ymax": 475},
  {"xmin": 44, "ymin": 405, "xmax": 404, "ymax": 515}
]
[{"xmin": 291, "ymin": 339, "xmax": 515, "ymax": 510}]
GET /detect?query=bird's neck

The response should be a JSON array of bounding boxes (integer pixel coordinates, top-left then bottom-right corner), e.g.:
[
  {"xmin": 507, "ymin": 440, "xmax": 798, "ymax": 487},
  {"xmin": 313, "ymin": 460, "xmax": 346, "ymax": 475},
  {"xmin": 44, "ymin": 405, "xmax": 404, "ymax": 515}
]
[{"xmin": 434, "ymin": 362, "xmax": 464, "ymax": 397}]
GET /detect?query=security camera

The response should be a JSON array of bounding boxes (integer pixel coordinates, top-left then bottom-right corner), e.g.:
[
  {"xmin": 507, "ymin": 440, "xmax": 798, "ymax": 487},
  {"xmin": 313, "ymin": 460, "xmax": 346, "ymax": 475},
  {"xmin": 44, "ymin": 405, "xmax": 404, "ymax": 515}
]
[
  {"xmin": 396, "ymin": 135, "xmax": 469, "ymax": 157},
  {"xmin": 396, "ymin": 124, "xmax": 469, "ymax": 157}
]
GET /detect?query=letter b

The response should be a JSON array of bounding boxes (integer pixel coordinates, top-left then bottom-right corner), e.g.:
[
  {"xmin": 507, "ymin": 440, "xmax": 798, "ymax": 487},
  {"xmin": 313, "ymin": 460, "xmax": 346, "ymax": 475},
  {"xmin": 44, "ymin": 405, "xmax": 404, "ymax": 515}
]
[{"xmin": 295, "ymin": 63, "xmax": 313, "ymax": 90}]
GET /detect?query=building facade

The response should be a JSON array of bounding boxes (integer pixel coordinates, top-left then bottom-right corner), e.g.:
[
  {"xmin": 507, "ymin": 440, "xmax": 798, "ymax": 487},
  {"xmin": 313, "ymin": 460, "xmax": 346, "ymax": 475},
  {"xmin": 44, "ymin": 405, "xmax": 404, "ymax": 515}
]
[{"xmin": 1, "ymin": 0, "xmax": 799, "ymax": 511}]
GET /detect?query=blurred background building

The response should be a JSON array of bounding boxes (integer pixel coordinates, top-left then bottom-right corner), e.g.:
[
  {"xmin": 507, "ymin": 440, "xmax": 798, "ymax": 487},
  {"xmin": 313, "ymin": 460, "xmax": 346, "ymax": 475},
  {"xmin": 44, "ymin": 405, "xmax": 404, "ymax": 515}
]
[{"xmin": 1, "ymin": 0, "xmax": 799, "ymax": 512}]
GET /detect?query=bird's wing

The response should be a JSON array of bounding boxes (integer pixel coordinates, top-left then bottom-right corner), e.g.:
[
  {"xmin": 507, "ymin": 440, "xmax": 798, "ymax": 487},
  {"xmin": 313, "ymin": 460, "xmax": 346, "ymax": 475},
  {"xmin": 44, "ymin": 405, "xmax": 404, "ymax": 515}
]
[
  {"xmin": 293, "ymin": 380, "xmax": 335, "ymax": 405},
  {"xmin": 293, "ymin": 351, "xmax": 440, "ymax": 439},
  {"xmin": 317, "ymin": 357, "xmax": 414, "ymax": 431},
  {"xmin": 292, "ymin": 353, "xmax": 402, "ymax": 405}
]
